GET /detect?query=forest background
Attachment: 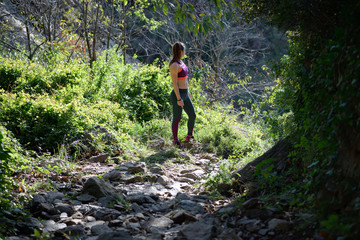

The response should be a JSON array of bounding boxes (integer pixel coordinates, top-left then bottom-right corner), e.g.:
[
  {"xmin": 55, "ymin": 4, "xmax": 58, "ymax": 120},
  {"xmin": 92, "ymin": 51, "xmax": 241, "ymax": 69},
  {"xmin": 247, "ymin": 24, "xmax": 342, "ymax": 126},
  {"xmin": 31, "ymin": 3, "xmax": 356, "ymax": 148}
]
[{"xmin": 0, "ymin": 0, "xmax": 359, "ymax": 239}]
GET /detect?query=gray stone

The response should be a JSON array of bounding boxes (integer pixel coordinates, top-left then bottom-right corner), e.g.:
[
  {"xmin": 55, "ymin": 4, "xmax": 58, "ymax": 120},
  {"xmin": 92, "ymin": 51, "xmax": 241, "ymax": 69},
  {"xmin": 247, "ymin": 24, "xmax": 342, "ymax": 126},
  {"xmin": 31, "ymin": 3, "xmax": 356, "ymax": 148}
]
[
  {"xmin": 175, "ymin": 192, "xmax": 191, "ymax": 201},
  {"xmin": 71, "ymin": 211, "xmax": 83, "ymax": 219},
  {"xmin": 93, "ymin": 208, "xmax": 122, "ymax": 221},
  {"xmin": 85, "ymin": 216, "xmax": 96, "ymax": 222},
  {"xmin": 77, "ymin": 194, "xmax": 97, "ymax": 202},
  {"xmin": 176, "ymin": 177, "xmax": 195, "ymax": 184},
  {"xmin": 144, "ymin": 174, "xmax": 159, "ymax": 183},
  {"xmin": 149, "ymin": 216, "xmax": 174, "ymax": 229},
  {"xmin": 127, "ymin": 222, "xmax": 141, "ymax": 231},
  {"xmin": 171, "ymin": 210, "xmax": 197, "ymax": 224},
  {"xmin": 59, "ymin": 225, "xmax": 85, "ymax": 239},
  {"xmin": 131, "ymin": 203, "xmax": 143, "ymax": 213},
  {"xmin": 180, "ymin": 173, "xmax": 199, "ymax": 180},
  {"xmin": 91, "ymin": 224, "xmax": 112, "ymax": 235},
  {"xmin": 218, "ymin": 228, "xmax": 242, "ymax": 240},
  {"xmin": 43, "ymin": 220, "xmax": 67, "ymax": 232},
  {"xmin": 149, "ymin": 166, "xmax": 164, "ymax": 175},
  {"xmin": 16, "ymin": 217, "xmax": 43, "ymax": 235},
  {"xmin": 89, "ymin": 153, "xmax": 110, "ymax": 163},
  {"xmin": 268, "ymin": 218, "xmax": 291, "ymax": 232},
  {"xmin": 242, "ymin": 198, "xmax": 262, "ymax": 209},
  {"xmin": 126, "ymin": 194, "xmax": 156, "ymax": 204},
  {"xmin": 104, "ymin": 170, "xmax": 126, "ymax": 181},
  {"xmin": 258, "ymin": 229, "xmax": 268, "ymax": 235},
  {"xmin": 179, "ymin": 221, "xmax": 216, "ymax": 240},
  {"xmin": 178, "ymin": 200, "xmax": 205, "ymax": 213},
  {"xmin": 124, "ymin": 162, "xmax": 146, "ymax": 174},
  {"xmin": 82, "ymin": 177, "xmax": 123, "ymax": 199},
  {"xmin": 245, "ymin": 220, "xmax": 261, "ymax": 233},
  {"xmin": 36, "ymin": 203, "xmax": 58, "ymax": 215},
  {"xmin": 29, "ymin": 194, "xmax": 46, "ymax": 210},
  {"xmin": 84, "ymin": 220, "xmax": 106, "ymax": 229},
  {"xmin": 122, "ymin": 175, "xmax": 143, "ymax": 184},
  {"xmin": 98, "ymin": 196, "xmax": 119, "ymax": 208},
  {"xmin": 97, "ymin": 230, "xmax": 134, "ymax": 240},
  {"xmin": 45, "ymin": 192, "xmax": 65, "ymax": 203},
  {"xmin": 157, "ymin": 176, "xmax": 170, "ymax": 186},
  {"xmin": 55, "ymin": 203, "xmax": 74, "ymax": 216}
]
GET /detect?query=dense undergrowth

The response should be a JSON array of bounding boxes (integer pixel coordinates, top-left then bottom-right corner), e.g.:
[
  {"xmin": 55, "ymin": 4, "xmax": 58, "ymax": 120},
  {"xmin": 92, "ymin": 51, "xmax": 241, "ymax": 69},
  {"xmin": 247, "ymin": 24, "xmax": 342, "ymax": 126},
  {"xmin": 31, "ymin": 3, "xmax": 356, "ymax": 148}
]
[{"xmin": 0, "ymin": 46, "xmax": 273, "ymax": 233}]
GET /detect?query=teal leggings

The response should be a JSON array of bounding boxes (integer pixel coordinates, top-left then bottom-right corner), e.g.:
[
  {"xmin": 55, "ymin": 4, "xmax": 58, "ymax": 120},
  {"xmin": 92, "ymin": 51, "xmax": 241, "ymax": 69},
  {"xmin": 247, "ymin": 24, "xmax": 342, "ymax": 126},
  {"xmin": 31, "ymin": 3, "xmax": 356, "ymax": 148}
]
[{"xmin": 170, "ymin": 89, "xmax": 196, "ymax": 140}]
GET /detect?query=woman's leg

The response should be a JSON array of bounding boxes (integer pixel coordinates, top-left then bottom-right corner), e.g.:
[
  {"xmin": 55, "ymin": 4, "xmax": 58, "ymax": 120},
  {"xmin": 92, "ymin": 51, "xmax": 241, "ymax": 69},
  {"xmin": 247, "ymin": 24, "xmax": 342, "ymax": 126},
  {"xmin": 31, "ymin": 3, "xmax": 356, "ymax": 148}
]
[
  {"xmin": 183, "ymin": 96, "xmax": 196, "ymax": 137},
  {"xmin": 171, "ymin": 90, "xmax": 183, "ymax": 141}
]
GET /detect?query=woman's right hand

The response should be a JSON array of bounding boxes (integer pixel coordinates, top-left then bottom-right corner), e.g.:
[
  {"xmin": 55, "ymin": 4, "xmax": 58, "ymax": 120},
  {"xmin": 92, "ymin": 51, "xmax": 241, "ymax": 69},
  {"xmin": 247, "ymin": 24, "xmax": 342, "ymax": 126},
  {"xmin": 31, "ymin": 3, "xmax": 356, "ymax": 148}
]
[{"xmin": 177, "ymin": 99, "xmax": 184, "ymax": 108}]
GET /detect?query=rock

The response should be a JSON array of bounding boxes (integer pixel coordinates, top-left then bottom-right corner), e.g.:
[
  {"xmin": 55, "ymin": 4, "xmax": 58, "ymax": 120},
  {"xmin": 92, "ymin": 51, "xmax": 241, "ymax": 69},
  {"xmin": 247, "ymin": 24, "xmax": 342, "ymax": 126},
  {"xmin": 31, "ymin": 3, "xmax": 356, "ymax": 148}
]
[
  {"xmin": 97, "ymin": 230, "xmax": 134, "ymax": 240},
  {"xmin": 218, "ymin": 228, "xmax": 242, "ymax": 240},
  {"xmin": 148, "ymin": 216, "xmax": 174, "ymax": 229},
  {"xmin": 35, "ymin": 203, "xmax": 58, "ymax": 215},
  {"xmin": 242, "ymin": 198, "xmax": 263, "ymax": 209},
  {"xmin": 176, "ymin": 177, "xmax": 196, "ymax": 184},
  {"xmin": 28, "ymin": 194, "xmax": 46, "ymax": 210},
  {"xmin": 89, "ymin": 153, "xmax": 110, "ymax": 163},
  {"xmin": 180, "ymin": 173, "xmax": 199, "ymax": 180},
  {"xmin": 179, "ymin": 221, "xmax": 216, "ymax": 240},
  {"xmin": 178, "ymin": 200, "xmax": 205, "ymax": 213},
  {"xmin": 43, "ymin": 220, "xmax": 67, "ymax": 232},
  {"xmin": 243, "ymin": 209, "xmax": 272, "ymax": 220},
  {"xmin": 149, "ymin": 166, "xmax": 164, "ymax": 175},
  {"xmin": 82, "ymin": 177, "xmax": 123, "ymax": 199},
  {"xmin": 16, "ymin": 217, "xmax": 43, "ymax": 235},
  {"xmin": 123, "ymin": 162, "xmax": 146, "ymax": 174},
  {"xmin": 57, "ymin": 225, "xmax": 85, "ymax": 239},
  {"xmin": 93, "ymin": 208, "xmax": 122, "ymax": 221},
  {"xmin": 126, "ymin": 194, "xmax": 156, "ymax": 204},
  {"xmin": 175, "ymin": 192, "xmax": 191, "ymax": 201},
  {"xmin": 45, "ymin": 192, "xmax": 65, "ymax": 203},
  {"xmin": 98, "ymin": 196, "xmax": 119, "ymax": 208},
  {"xmin": 122, "ymin": 175, "xmax": 143, "ymax": 184},
  {"xmin": 85, "ymin": 216, "xmax": 96, "ymax": 222},
  {"xmin": 195, "ymin": 159, "xmax": 210, "ymax": 165},
  {"xmin": 91, "ymin": 224, "xmax": 113, "ymax": 235},
  {"xmin": 245, "ymin": 220, "xmax": 261, "ymax": 233},
  {"xmin": 104, "ymin": 170, "xmax": 126, "ymax": 181},
  {"xmin": 131, "ymin": 203, "xmax": 143, "ymax": 213},
  {"xmin": 54, "ymin": 203, "xmax": 74, "ymax": 216},
  {"xmin": 144, "ymin": 174, "xmax": 159, "ymax": 183},
  {"xmin": 127, "ymin": 222, "xmax": 141, "ymax": 231},
  {"xmin": 84, "ymin": 220, "xmax": 106, "ymax": 229},
  {"xmin": 268, "ymin": 218, "xmax": 291, "ymax": 232},
  {"xmin": 157, "ymin": 176, "xmax": 170, "ymax": 186},
  {"xmin": 170, "ymin": 210, "xmax": 197, "ymax": 224},
  {"xmin": 193, "ymin": 169, "xmax": 206, "ymax": 177},
  {"xmin": 258, "ymin": 229, "xmax": 268, "ymax": 235}
]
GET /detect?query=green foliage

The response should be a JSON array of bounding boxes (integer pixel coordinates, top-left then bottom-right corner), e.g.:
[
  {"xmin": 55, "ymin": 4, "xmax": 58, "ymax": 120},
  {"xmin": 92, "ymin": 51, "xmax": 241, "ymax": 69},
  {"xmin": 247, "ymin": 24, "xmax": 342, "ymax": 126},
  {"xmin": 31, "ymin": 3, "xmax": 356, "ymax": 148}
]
[
  {"xmin": 91, "ymin": 49, "xmax": 172, "ymax": 122},
  {"xmin": 0, "ymin": 91, "xmax": 86, "ymax": 152},
  {"xmin": 0, "ymin": 56, "xmax": 88, "ymax": 95},
  {"xmin": 237, "ymin": 0, "xmax": 360, "ymax": 238},
  {"xmin": 0, "ymin": 128, "xmax": 12, "ymax": 209}
]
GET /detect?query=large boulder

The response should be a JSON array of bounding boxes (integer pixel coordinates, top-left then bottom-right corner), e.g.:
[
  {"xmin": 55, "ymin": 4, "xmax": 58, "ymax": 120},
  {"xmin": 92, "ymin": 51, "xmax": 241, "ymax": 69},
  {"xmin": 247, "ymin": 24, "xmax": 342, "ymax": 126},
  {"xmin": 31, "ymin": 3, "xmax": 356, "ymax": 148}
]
[{"xmin": 82, "ymin": 177, "xmax": 123, "ymax": 199}]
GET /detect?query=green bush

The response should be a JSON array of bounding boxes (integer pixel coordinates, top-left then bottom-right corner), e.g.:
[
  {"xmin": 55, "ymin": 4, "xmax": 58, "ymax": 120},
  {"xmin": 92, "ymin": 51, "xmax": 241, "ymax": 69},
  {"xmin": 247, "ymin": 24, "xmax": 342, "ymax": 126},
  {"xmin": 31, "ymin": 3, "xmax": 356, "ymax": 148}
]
[
  {"xmin": 92, "ymin": 49, "xmax": 172, "ymax": 122},
  {"xmin": 0, "ymin": 91, "xmax": 86, "ymax": 152},
  {"xmin": 0, "ymin": 57, "xmax": 24, "ymax": 91}
]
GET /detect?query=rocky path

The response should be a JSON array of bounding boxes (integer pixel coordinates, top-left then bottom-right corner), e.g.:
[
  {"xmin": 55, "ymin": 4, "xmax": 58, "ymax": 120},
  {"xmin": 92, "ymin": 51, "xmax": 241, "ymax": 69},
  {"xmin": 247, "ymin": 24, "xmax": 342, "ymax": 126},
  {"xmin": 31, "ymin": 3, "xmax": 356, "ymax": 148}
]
[{"xmin": 3, "ymin": 144, "xmax": 311, "ymax": 240}]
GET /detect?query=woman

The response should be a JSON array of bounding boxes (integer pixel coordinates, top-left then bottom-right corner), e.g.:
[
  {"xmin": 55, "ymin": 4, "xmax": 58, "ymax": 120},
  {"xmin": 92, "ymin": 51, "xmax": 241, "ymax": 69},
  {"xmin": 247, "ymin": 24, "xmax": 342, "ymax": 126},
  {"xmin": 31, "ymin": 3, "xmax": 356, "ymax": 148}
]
[{"xmin": 169, "ymin": 42, "xmax": 196, "ymax": 148}]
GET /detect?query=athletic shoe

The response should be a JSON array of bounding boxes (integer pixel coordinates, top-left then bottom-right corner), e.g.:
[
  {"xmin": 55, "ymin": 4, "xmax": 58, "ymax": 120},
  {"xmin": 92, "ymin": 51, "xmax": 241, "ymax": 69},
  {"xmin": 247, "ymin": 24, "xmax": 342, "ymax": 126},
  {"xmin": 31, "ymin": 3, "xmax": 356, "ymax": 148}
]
[
  {"xmin": 184, "ymin": 135, "xmax": 195, "ymax": 142},
  {"xmin": 173, "ymin": 139, "xmax": 183, "ymax": 148}
]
